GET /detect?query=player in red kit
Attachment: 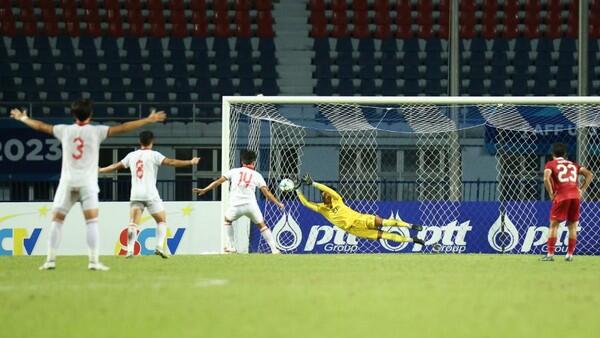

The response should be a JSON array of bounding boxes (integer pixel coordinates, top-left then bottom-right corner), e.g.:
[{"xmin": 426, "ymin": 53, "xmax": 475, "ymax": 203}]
[{"xmin": 541, "ymin": 143, "xmax": 593, "ymax": 261}]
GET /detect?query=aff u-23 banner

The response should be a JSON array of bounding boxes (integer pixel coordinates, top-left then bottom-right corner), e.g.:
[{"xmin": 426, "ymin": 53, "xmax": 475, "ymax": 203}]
[
  {"xmin": 250, "ymin": 201, "xmax": 600, "ymax": 255},
  {"xmin": 0, "ymin": 202, "xmax": 222, "ymax": 256}
]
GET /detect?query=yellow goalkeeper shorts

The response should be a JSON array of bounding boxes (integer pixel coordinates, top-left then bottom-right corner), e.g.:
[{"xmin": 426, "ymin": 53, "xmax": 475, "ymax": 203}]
[{"xmin": 350, "ymin": 214, "xmax": 377, "ymax": 230}]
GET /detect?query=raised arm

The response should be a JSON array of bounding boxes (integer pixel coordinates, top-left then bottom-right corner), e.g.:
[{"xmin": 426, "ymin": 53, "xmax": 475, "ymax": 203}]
[
  {"xmin": 162, "ymin": 157, "xmax": 201, "ymax": 167},
  {"xmin": 99, "ymin": 162, "xmax": 126, "ymax": 174},
  {"xmin": 193, "ymin": 176, "xmax": 227, "ymax": 197},
  {"xmin": 579, "ymin": 167, "xmax": 594, "ymax": 193},
  {"xmin": 10, "ymin": 109, "xmax": 54, "ymax": 135},
  {"xmin": 260, "ymin": 186, "xmax": 284, "ymax": 210},
  {"xmin": 543, "ymin": 168, "xmax": 554, "ymax": 200},
  {"xmin": 107, "ymin": 110, "xmax": 166, "ymax": 137},
  {"xmin": 295, "ymin": 190, "xmax": 319, "ymax": 213},
  {"xmin": 313, "ymin": 182, "xmax": 342, "ymax": 201}
]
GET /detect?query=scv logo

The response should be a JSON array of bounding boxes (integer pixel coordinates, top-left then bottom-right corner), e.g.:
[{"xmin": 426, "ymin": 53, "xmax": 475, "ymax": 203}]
[
  {"xmin": 0, "ymin": 228, "xmax": 42, "ymax": 256},
  {"xmin": 115, "ymin": 227, "xmax": 185, "ymax": 256}
]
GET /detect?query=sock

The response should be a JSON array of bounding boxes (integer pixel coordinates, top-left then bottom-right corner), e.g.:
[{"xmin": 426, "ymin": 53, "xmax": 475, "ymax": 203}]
[
  {"xmin": 260, "ymin": 227, "xmax": 279, "ymax": 253},
  {"xmin": 86, "ymin": 218, "xmax": 99, "ymax": 263},
  {"xmin": 47, "ymin": 220, "xmax": 64, "ymax": 262},
  {"xmin": 382, "ymin": 218, "xmax": 411, "ymax": 228},
  {"xmin": 156, "ymin": 222, "xmax": 167, "ymax": 251},
  {"xmin": 380, "ymin": 231, "xmax": 411, "ymax": 243},
  {"xmin": 567, "ymin": 237, "xmax": 577, "ymax": 256},
  {"xmin": 547, "ymin": 236, "xmax": 557, "ymax": 256},
  {"xmin": 126, "ymin": 224, "xmax": 138, "ymax": 254},
  {"xmin": 224, "ymin": 222, "xmax": 234, "ymax": 249}
]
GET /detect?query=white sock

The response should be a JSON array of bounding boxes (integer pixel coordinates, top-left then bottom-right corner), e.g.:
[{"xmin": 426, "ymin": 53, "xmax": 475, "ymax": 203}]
[
  {"xmin": 156, "ymin": 222, "xmax": 167, "ymax": 251},
  {"xmin": 260, "ymin": 227, "xmax": 279, "ymax": 253},
  {"xmin": 47, "ymin": 220, "xmax": 64, "ymax": 261},
  {"xmin": 86, "ymin": 218, "xmax": 99, "ymax": 263},
  {"xmin": 127, "ymin": 224, "xmax": 138, "ymax": 253},
  {"xmin": 224, "ymin": 222, "xmax": 234, "ymax": 249}
]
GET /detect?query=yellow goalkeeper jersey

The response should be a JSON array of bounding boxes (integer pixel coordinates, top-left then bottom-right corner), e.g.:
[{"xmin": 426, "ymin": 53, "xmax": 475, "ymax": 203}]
[{"xmin": 296, "ymin": 182, "xmax": 364, "ymax": 231}]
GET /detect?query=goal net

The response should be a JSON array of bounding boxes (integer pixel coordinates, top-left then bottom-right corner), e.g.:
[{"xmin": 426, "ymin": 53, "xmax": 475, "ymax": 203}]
[{"xmin": 222, "ymin": 97, "xmax": 600, "ymax": 255}]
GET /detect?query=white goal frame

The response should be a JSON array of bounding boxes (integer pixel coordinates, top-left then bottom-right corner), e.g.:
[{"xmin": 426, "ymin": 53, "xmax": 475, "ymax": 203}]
[{"xmin": 221, "ymin": 96, "xmax": 600, "ymax": 254}]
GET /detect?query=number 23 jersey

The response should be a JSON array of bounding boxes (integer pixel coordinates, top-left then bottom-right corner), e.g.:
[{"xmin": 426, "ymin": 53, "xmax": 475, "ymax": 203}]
[
  {"xmin": 53, "ymin": 124, "xmax": 109, "ymax": 189},
  {"xmin": 121, "ymin": 149, "xmax": 166, "ymax": 201},
  {"xmin": 544, "ymin": 157, "xmax": 581, "ymax": 202},
  {"xmin": 224, "ymin": 167, "xmax": 266, "ymax": 207}
]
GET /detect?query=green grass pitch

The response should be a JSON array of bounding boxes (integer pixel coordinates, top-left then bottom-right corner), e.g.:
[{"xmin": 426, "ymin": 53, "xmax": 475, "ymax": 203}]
[{"xmin": 1, "ymin": 254, "xmax": 599, "ymax": 338}]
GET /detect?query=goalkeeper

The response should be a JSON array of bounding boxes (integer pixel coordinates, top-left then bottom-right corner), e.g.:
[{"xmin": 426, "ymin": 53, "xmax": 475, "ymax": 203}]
[{"xmin": 295, "ymin": 174, "xmax": 425, "ymax": 245}]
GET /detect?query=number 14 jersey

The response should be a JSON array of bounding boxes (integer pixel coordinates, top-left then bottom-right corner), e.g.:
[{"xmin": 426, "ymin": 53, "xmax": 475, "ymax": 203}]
[
  {"xmin": 121, "ymin": 149, "xmax": 166, "ymax": 201},
  {"xmin": 544, "ymin": 157, "xmax": 581, "ymax": 202},
  {"xmin": 224, "ymin": 167, "xmax": 267, "ymax": 207}
]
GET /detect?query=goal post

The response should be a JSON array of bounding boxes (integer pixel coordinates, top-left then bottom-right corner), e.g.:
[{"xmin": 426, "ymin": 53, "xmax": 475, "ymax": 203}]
[{"xmin": 221, "ymin": 96, "xmax": 600, "ymax": 255}]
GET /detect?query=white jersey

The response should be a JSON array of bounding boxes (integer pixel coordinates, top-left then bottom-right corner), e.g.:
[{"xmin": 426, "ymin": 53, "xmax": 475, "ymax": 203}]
[
  {"xmin": 53, "ymin": 123, "xmax": 109, "ymax": 189},
  {"xmin": 224, "ymin": 166, "xmax": 267, "ymax": 206},
  {"xmin": 121, "ymin": 149, "xmax": 166, "ymax": 201}
]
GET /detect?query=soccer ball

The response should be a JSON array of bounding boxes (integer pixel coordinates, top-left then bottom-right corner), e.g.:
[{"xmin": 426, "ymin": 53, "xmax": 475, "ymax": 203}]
[{"xmin": 278, "ymin": 178, "xmax": 295, "ymax": 192}]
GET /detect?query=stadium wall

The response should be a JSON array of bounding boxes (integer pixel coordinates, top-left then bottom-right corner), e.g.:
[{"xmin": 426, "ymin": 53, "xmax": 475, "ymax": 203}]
[{"xmin": 0, "ymin": 202, "xmax": 222, "ymax": 256}]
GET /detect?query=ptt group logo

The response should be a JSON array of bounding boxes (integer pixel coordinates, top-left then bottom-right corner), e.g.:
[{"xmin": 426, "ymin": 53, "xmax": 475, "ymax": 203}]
[
  {"xmin": 114, "ymin": 227, "xmax": 185, "ymax": 256},
  {"xmin": 0, "ymin": 228, "xmax": 42, "ymax": 256}
]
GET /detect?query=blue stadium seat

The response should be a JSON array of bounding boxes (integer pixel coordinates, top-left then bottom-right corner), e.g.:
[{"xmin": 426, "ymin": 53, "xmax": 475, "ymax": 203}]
[
  {"xmin": 403, "ymin": 79, "xmax": 420, "ymax": 95},
  {"xmin": 425, "ymin": 39, "xmax": 442, "ymax": 52},
  {"xmin": 357, "ymin": 39, "xmax": 374, "ymax": 52},
  {"xmin": 424, "ymin": 80, "xmax": 443, "ymax": 95},
  {"xmin": 335, "ymin": 37, "xmax": 353, "ymax": 54},
  {"xmin": 514, "ymin": 38, "xmax": 531, "ymax": 52},
  {"xmin": 359, "ymin": 78, "xmax": 376, "ymax": 96},
  {"xmin": 357, "ymin": 51, "xmax": 375, "ymax": 66},
  {"xmin": 168, "ymin": 38, "xmax": 186, "ymax": 52},
  {"xmin": 559, "ymin": 38, "xmax": 576, "ymax": 53},
  {"xmin": 215, "ymin": 62, "xmax": 232, "ymax": 78},
  {"xmin": 536, "ymin": 38, "xmax": 553, "ymax": 52},
  {"xmin": 190, "ymin": 37, "xmax": 208, "ymax": 51},
  {"xmin": 100, "ymin": 38, "xmax": 120, "ymax": 59},
  {"xmin": 555, "ymin": 80, "xmax": 573, "ymax": 95},
  {"xmin": 402, "ymin": 38, "xmax": 419, "ymax": 52},
  {"xmin": 402, "ymin": 65, "xmax": 419, "ymax": 79},
  {"xmin": 489, "ymin": 79, "xmax": 508, "ymax": 96},
  {"xmin": 258, "ymin": 39, "xmax": 275, "ymax": 53},
  {"xmin": 491, "ymin": 39, "xmax": 509, "ymax": 53},
  {"xmin": 380, "ymin": 38, "xmax": 397, "ymax": 53},
  {"xmin": 216, "ymin": 78, "xmax": 234, "ymax": 95},
  {"xmin": 238, "ymin": 78, "xmax": 256, "ymax": 95},
  {"xmin": 235, "ymin": 38, "xmax": 252, "ymax": 59},
  {"xmin": 337, "ymin": 63, "xmax": 353, "ymax": 79},
  {"xmin": 33, "ymin": 36, "xmax": 51, "ymax": 51},
  {"xmin": 212, "ymin": 37, "xmax": 230, "ymax": 54},
  {"xmin": 467, "ymin": 79, "xmax": 484, "ymax": 95},
  {"xmin": 381, "ymin": 79, "xmax": 398, "ymax": 95},
  {"xmin": 358, "ymin": 64, "xmax": 375, "ymax": 79},
  {"xmin": 315, "ymin": 78, "xmax": 333, "ymax": 95},
  {"xmin": 261, "ymin": 78, "xmax": 279, "ymax": 95},
  {"xmin": 469, "ymin": 38, "xmax": 487, "ymax": 52},
  {"xmin": 511, "ymin": 78, "xmax": 528, "ymax": 95},
  {"xmin": 237, "ymin": 62, "xmax": 254, "ymax": 78},
  {"xmin": 337, "ymin": 78, "xmax": 354, "ymax": 95},
  {"xmin": 381, "ymin": 63, "xmax": 398, "ymax": 80},
  {"xmin": 56, "ymin": 37, "xmax": 76, "ymax": 60},
  {"xmin": 314, "ymin": 64, "xmax": 332, "ymax": 78}
]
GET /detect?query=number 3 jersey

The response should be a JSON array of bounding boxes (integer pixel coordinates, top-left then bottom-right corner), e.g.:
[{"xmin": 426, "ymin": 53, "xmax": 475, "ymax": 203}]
[
  {"xmin": 53, "ymin": 124, "xmax": 109, "ymax": 190},
  {"xmin": 544, "ymin": 157, "xmax": 581, "ymax": 202},
  {"xmin": 121, "ymin": 149, "xmax": 166, "ymax": 201},
  {"xmin": 224, "ymin": 166, "xmax": 267, "ymax": 207}
]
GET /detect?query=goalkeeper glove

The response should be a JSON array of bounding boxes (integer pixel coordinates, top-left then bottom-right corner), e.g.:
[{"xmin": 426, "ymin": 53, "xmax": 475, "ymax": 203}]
[
  {"xmin": 302, "ymin": 173, "xmax": 313, "ymax": 186},
  {"xmin": 293, "ymin": 177, "xmax": 303, "ymax": 190}
]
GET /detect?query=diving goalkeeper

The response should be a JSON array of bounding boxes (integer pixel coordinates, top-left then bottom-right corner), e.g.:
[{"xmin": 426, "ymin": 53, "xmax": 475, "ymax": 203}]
[{"xmin": 295, "ymin": 174, "xmax": 425, "ymax": 245}]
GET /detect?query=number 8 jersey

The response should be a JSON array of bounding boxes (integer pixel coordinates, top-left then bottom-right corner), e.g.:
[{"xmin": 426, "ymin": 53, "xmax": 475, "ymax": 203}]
[
  {"xmin": 53, "ymin": 124, "xmax": 109, "ymax": 190},
  {"xmin": 544, "ymin": 157, "xmax": 581, "ymax": 202},
  {"xmin": 121, "ymin": 149, "xmax": 166, "ymax": 201}
]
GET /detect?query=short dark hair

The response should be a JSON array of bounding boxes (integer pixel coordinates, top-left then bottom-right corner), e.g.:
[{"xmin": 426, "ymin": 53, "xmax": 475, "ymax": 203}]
[
  {"xmin": 139, "ymin": 130, "xmax": 154, "ymax": 147},
  {"xmin": 240, "ymin": 150, "xmax": 257, "ymax": 165},
  {"xmin": 551, "ymin": 143, "xmax": 567, "ymax": 158},
  {"xmin": 70, "ymin": 99, "xmax": 93, "ymax": 121}
]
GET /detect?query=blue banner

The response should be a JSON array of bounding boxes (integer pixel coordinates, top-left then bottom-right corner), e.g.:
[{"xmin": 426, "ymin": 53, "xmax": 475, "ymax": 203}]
[
  {"xmin": 0, "ymin": 123, "xmax": 61, "ymax": 180},
  {"xmin": 251, "ymin": 201, "xmax": 600, "ymax": 255}
]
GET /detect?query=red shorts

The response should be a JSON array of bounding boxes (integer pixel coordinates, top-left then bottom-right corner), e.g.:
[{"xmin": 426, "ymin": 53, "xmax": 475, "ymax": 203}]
[{"xmin": 550, "ymin": 198, "xmax": 580, "ymax": 222}]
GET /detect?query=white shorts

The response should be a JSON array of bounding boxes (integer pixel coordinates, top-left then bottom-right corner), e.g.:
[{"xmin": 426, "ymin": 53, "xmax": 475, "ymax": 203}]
[
  {"xmin": 52, "ymin": 184, "xmax": 99, "ymax": 215},
  {"xmin": 225, "ymin": 203, "xmax": 264, "ymax": 224},
  {"xmin": 130, "ymin": 200, "xmax": 164, "ymax": 215}
]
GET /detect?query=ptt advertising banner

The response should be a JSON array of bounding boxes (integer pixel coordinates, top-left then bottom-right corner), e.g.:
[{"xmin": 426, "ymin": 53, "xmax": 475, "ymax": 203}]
[
  {"xmin": 0, "ymin": 202, "xmax": 222, "ymax": 256},
  {"xmin": 250, "ymin": 201, "xmax": 600, "ymax": 255}
]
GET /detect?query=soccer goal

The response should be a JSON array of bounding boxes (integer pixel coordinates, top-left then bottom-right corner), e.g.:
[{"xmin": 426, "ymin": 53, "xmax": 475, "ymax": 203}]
[{"xmin": 222, "ymin": 96, "xmax": 600, "ymax": 255}]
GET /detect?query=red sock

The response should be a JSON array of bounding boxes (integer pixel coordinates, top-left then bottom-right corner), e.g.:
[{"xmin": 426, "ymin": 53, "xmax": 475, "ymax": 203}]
[
  {"xmin": 547, "ymin": 237, "xmax": 557, "ymax": 256},
  {"xmin": 567, "ymin": 238, "xmax": 577, "ymax": 256}
]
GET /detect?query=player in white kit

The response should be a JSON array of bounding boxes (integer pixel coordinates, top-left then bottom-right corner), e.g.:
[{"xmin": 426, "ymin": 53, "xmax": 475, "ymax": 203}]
[
  {"xmin": 10, "ymin": 99, "xmax": 166, "ymax": 270},
  {"xmin": 193, "ymin": 150, "xmax": 283, "ymax": 254},
  {"xmin": 99, "ymin": 130, "xmax": 200, "ymax": 258}
]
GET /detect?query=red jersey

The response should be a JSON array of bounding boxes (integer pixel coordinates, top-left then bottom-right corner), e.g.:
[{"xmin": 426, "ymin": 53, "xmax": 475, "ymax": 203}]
[{"xmin": 544, "ymin": 157, "xmax": 581, "ymax": 202}]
